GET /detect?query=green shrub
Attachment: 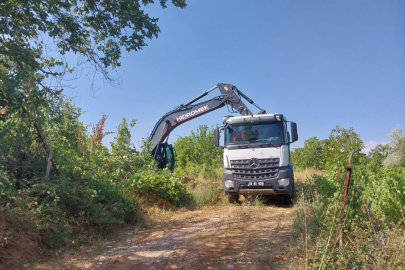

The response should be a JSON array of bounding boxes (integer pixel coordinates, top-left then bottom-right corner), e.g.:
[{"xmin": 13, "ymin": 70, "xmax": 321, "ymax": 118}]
[
  {"xmin": 174, "ymin": 125, "xmax": 223, "ymax": 179},
  {"xmin": 124, "ymin": 168, "xmax": 192, "ymax": 207},
  {"xmin": 292, "ymin": 164, "xmax": 405, "ymax": 269}
]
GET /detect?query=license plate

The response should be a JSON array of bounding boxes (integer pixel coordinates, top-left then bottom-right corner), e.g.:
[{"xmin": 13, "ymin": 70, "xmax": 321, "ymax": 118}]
[{"xmin": 247, "ymin": 181, "xmax": 264, "ymax": 186}]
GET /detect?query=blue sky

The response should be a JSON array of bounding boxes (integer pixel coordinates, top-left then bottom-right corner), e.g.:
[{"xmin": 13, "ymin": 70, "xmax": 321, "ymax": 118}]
[{"xmin": 69, "ymin": 0, "xmax": 405, "ymax": 153}]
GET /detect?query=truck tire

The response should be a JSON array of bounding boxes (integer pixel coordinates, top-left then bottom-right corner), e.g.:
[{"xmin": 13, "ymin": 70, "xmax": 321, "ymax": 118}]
[
  {"xmin": 290, "ymin": 180, "xmax": 296, "ymax": 205},
  {"xmin": 277, "ymin": 194, "xmax": 291, "ymax": 204},
  {"xmin": 228, "ymin": 193, "xmax": 239, "ymax": 203}
]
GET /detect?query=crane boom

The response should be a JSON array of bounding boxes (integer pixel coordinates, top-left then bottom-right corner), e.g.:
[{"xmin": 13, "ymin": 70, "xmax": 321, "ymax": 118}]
[{"xmin": 149, "ymin": 83, "xmax": 266, "ymax": 170}]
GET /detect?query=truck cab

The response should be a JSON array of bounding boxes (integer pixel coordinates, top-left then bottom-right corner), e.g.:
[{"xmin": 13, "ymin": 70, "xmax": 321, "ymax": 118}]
[{"xmin": 215, "ymin": 113, "xmax": 298, "ymax": 203}]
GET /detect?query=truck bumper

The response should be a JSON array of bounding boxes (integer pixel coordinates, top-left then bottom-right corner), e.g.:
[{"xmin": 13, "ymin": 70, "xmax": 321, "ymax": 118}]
[{"xmin": 223, "ymin": 165, "xmax": 293, "ymax": 195}]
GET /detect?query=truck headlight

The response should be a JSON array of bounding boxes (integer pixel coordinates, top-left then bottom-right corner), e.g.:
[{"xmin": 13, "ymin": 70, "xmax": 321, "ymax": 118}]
[
  {"xmin": 224, "ymin": 180, "xmax": 234, "ymax": 188},
  {"xmin": 278, "ymin": 178, "xmax": 290, "ymax": 186}
]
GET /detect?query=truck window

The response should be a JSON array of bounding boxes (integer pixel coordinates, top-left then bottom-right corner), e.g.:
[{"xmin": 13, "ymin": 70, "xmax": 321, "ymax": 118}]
[
  {"xmin": 225, "ymin": 122, "xmax": 284, "ymax": 146},
  {"xmin": 165, "ymin": 146, "xmax": 173, "ymax": 162}
]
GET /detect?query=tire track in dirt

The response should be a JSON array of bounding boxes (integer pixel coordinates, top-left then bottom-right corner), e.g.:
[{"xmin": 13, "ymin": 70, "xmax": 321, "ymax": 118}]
[{"xmin": 38, "ymin": 203, "xmax": 296, "ymax": 270}]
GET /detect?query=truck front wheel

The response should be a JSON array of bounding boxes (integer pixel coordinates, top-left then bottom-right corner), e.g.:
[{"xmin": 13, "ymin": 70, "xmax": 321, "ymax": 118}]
[
  {"xmin": 290, "ymin": 180, "xmax": 296, "ymax": 205},
  {"xmin": 228, "ymin": 193, "xmax": 239, "ymax": 203}
]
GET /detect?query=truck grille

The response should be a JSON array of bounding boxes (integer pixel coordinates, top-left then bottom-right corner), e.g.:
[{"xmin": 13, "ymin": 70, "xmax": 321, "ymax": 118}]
[{"xmin": 230, "ymin": 158, "xmax": 279, "ymax": 180}]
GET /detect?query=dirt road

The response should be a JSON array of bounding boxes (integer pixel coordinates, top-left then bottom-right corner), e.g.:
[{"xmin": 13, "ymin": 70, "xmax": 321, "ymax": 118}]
[{"xmin": 38, "ymin": 202, "xmax": 296, "ymax": 270}]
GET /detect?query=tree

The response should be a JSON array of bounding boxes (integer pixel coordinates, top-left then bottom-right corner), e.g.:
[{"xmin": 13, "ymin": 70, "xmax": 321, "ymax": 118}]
[
  {"xmin": 111, "ymin": 118, "xmax": 137, "ymax": 156},
  {"xmin": 1, "ymin": 0, "xmax": 187, "ymax": 116},
  {"xmin": 291, "ymin": 136, "xmax": 324, "ymax": 170},
  {"xmin": 383, "ymin": 124, "xmax": 405, "ymax": 167},
  {"xmin": 367, "ymin": 144, "xmax": 389, "ymax": 168},
  {"xmin": 322, "ymin": 126, "xmax": 364, "ymax": 166},
  {"xmin": 0, "ymin": 0, "xmax": 186, "ymax": 179},
  {"xmin": 174, "ymin": 125, "xmax": 223, "ymax": 178}
]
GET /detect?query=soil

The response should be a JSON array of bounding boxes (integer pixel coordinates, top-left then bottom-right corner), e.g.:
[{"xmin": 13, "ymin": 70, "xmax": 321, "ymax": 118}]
[{"xmin": 36, "ymin": 201, "xmax": 296, "ymax": 270}]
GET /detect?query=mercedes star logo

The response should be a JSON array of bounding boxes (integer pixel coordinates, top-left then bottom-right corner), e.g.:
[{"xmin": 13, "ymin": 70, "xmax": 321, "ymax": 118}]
[{"xmin": 249, "ymin": 158, "xmax": 259, "ymax": 168}]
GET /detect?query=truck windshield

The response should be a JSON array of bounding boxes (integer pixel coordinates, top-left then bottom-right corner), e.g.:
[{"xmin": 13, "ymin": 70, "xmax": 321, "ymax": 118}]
[{"xmin": 225, "ymin": 122, "xmax": 284, "ymax": 146}]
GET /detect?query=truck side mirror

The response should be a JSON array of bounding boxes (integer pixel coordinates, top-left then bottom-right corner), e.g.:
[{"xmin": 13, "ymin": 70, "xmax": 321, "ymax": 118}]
[
  {"xmin": 214, "ymin": 127, "xmax": 223, "ymax": 148},
  {"xmin": 290, "ymin": 122, "xmax": 298, "ymax": 142}
]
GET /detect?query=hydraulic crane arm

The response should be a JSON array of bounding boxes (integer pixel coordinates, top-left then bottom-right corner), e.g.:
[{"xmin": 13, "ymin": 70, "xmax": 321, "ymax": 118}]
[{"xmin": 149, "ymin": 83, "xmax": 266, "ymax": 169}]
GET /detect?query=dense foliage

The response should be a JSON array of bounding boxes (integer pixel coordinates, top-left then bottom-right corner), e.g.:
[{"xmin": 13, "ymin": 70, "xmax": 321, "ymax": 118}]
[
  {"xmin": 0, "ymin": 99, "xmax": 192, "ymax": 268},
  {"xmin": 294, "ymin": 166, "xmax": 405, "ymax": 269},
  {"xmin": 292, "ymin": 125, "xmax": 405, "ymax": 172},
  {"xmin": 174, "ymin": 125, "xmax": 223, "ymax": 179},
  {"xmin": 291, "ymin": 136, "xmax": 324, "ymax": 170},
  {"xmin": 1, "ymin": 2, "xmax": 189, "ymax": 267},
  {"xmin": 1, "ymin": 0, "xmax": 187, "ymax": 96},
  {"xmin": 173, "ymin": 125, "xmax": 224, "ymax": 207},
  {"xmin": 292, "ymin": 126, "xmax": 365, "ymax": 171},
  {"xmin": 292, "ymin": 124, "xmax": 405, "ymax": 269}
]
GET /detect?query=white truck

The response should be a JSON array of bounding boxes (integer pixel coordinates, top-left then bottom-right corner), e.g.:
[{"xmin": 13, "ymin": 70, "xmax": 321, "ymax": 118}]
[{"xmin": 214, "ymin": 113, "xmax": 298, "ymax": 203}]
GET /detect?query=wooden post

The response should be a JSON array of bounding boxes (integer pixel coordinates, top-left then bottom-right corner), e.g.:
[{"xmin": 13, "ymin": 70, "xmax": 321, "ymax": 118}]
[
  {"xmin": 337, "ymin": 152, "xmax": 353, "ymax": 252},
  {"xmin": 45, "ymin": 147, "xmax": 53, "ymax": 180}
]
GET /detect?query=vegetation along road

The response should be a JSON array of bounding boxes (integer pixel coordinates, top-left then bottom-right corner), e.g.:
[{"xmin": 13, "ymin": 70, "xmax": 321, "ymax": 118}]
[{"xmin": 2, "ymin": 1, "xmax": 404, "ymax": 268}]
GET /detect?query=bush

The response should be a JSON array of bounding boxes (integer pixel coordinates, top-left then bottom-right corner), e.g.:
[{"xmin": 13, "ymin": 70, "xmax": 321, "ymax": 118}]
[
  {"xmin": 0, "ymin": 97, "xmax": 194, "ymax": 267},
  {"xmin": 174, "ymin": 125, "xmax": 223, "ymax": 179},
  {"xmin": 124, "ymin": 168, "xmax": 192, "ymax": 207},
  {"xmin": 291, "ymin": 164, "xmax": 405, "ymax": 269}
]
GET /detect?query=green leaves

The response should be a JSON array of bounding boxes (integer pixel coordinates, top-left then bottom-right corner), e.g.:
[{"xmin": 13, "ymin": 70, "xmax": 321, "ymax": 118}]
[
  {"xmin": 174, "ymin": 125, "xmax": 223, "ymax": 178},
  {"xmin": 111, "ymin": 118, "xmax": 136, "ymax": 156},
  {"xmin": 291, "ymin": 126, "xmax": 364, "ymax": 171},
  {"xmin": 126, "ymin": 169, "xmax": 191, "ymax": 206},
  {"xmin": 323, "ymin": 126, "xmax": 364, "ymax": 167},
  {"xmin": 291, "ymin": 136, "xmax": 324, "ymax": 170},
  {"xmin": 294, "ymin": 163, "xmax": 405, "ymax": 269},
  {"xmin": 367, "ymin": 143, "xmax": 389, "ymax": 168},
  {"xmin": 1, "ymin": 0, "xmax": 187, "ymax": 105}
]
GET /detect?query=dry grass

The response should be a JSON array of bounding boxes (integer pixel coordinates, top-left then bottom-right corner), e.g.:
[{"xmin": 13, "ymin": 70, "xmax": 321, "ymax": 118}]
[
  {"xmin": 294, "ymin": 168, "xmax": 323, "ymax": 183},
  {"xmin": 181, "ymin": 228, "xmax": 224, "ymax": 252},
  {"xmin": 188, "ymin": 175, "xmax": 222, "ymax": 208},
  {"xmin": 289, "ymin": 216, "xmax": 405, "ymax": 269},
  {"xmin": 178, "ymin": 204, "xmax": 295, "ymax": 270}
]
